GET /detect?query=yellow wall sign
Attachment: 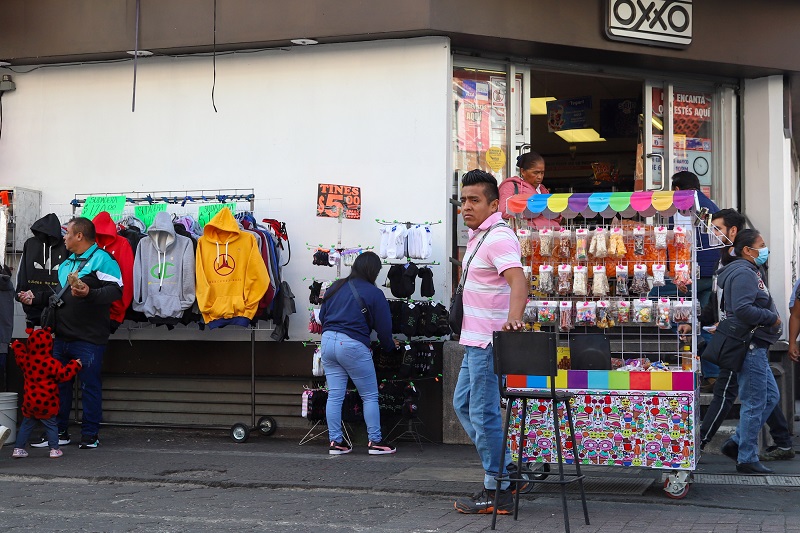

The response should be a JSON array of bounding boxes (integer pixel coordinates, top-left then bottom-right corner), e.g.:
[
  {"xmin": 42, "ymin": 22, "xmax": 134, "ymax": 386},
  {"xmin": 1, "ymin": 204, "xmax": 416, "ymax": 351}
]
[{"xmin": 485, "ymin": 147, "xmax": 506, "ymax": 171}]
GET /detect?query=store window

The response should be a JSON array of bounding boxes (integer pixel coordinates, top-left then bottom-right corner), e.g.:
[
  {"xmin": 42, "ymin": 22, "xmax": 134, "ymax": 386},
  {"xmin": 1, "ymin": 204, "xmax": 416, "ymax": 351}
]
[
  {"xmin": 452, "ymin": 67, "xmax": 522, "ymax": 182},
  {"xmin": 650, "ymin": 85, "xmax": 715, "ymax": 198}
]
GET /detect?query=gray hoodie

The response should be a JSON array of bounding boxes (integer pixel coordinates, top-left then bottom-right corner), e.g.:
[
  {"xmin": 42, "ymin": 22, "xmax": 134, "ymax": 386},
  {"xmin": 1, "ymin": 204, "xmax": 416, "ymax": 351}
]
[
  {"xmin": 716, "ymin": 258, "xmax": 781, "ymax": 345},
  {"xmin": 132, "ymin": 211, "xmax": 196, "ymax": 319}
]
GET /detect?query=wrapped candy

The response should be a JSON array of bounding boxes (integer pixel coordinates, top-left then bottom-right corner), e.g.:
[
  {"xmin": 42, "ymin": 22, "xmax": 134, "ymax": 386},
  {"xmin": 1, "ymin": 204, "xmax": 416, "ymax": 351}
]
[
  {"xmin": 537, "ymin": 300, "xmax": 557, "ymax": 324},
  {"xmin": 674, "ymin": 262, "xmax": 692, "ymax": 293},
  {"xmin": 575, "ymin": 228, "xmax": 589, "ymax": 261},
  {"xmin": 633, "ymin": 298, "xmax": 653, "ymax": 324},
  {"xmin": 609, "ymin": 227, "xmax": 627, "ymax": 258},
  {"xmin": 596, "ymin": 300, "xmax": 614, "ymax": 328},
  {"xmin": 615, "ymin": 264, "xmax": 629, "ymax": 296},
  {"xmin": 633, "ymin": 226, "xmax": 645, "ymax": 256},
  {"xmin": 538, "ymin": 264, "xmax": 554, "ymax": 294},
  {"xmin": 589, "ymin": 227, "xmax": 608, "ymax": 258},
  {"xmin": 539, "ymin": 228, "xmax": 553, "ymax": 257},
  {"xmin": 557, "ymin": 228, "xmax": 572, "ymax": 259},
  {"xmin": 573, "ymin": 265, "xmax": 588, "ymax": 296},
  {"xmin": 517, "ymin": 229, "xmax": 532, "ymax": 257},
  {"xmin": 557, "ymin": 264, "xmax": 573, "ymax": 295},
  {"xmin": 630, "ymin": 264, "xmax": 649, "ymax": 294},
  {"xmin": 575, "ymin": 301, "xmax": 597, "ymax": 326},
  {"xmin": 615, "ymin": 300, "xmax": 631, "ymax": 324},
  {"xmin": 523, "ymin": 300, "xmax": 537, "ymax": 324},
  {"xmin": 592, "ymin": 265, "xmax": 609, "ymax": 297},
  {"xmin": 654, "ymin": 226, "xmax": 668, "ymax": 249},
  {"xmin": 656, "ymin": 298, "xmax": 672, "ymax": 329},
  {"xmin": 672, "ymin": 298, "xmax": 693, "ymax": 323},
  {"xmin": 652, "ymin": 263, "xmax": 667, "ymax": 287},
  {"xmin": 558, "ymin": 301, "xmax": 574, "ymax": 332},
  {"xmin": 674, "ymin": 225, "xmax": 690, "ymax": 259}
]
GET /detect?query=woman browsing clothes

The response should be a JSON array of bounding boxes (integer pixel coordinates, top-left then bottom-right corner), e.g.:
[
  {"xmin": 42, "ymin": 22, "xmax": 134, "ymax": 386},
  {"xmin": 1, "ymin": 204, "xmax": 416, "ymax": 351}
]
[
  {"xmin": 715, "ymin": 229, "xmax": 782, "ymax": 475},
  {"xmin": 319, "ymin": 251, "xmax": 398, "ymax": 456},
  {"xmin": 497, "ymin": 151, "xmax": 560, "ymax": 228}
]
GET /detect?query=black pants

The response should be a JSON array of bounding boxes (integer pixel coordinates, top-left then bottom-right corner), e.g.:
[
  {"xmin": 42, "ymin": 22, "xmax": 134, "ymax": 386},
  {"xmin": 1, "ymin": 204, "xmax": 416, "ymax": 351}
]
[{"xmin": 700, "ymin": 367, "xmax": 792, "ymax": 448}]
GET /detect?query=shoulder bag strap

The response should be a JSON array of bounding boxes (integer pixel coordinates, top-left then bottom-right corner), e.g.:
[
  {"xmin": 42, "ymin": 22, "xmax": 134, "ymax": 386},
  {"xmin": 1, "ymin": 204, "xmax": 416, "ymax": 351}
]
[
  {"xmin": 54, "ymin": 247, "xmax": 100, "ymax": 299},
  {"xmin": 348, "ymin": 280, "xmax": 373, "ymax": 329},
  {"xmin": 458, "ymin": 222, "xmax": 506, "ymax": 289}
]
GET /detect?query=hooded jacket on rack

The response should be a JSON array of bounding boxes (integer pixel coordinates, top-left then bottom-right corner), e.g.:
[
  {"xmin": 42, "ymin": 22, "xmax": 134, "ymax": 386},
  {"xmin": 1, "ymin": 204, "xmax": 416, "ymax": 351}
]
[
  {"xmin": 15, "ymin": 213, "xmax": 69, "ymax": 326},
  {"xmin": 93, "ymin": 211, "xmax": 134, "ymax": 326},
  {"xmin": 132, "ymin": 211, "xmax": 196, "ymax": 321},
  {"xmin": 195, "ymin": 207, "xmax": 269, "ymax": 329}
]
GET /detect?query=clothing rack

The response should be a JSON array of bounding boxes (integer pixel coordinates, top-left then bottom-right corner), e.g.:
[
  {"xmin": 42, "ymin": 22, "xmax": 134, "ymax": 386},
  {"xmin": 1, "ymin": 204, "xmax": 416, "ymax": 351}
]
[{"xmin": 65, "ymin": 188, "xmax": 280, "ymax": 443}]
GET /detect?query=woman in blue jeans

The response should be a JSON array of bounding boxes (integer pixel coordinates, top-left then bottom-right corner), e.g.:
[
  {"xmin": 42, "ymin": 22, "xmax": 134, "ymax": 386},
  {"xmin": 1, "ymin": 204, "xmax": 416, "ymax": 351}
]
[
  {"xmin": 319, "ymin": 251, "xmax": 398, "ymax": 455},
  {"xmin": 715, "ymin": 229, "xmax": 783, "ymax": 475}
]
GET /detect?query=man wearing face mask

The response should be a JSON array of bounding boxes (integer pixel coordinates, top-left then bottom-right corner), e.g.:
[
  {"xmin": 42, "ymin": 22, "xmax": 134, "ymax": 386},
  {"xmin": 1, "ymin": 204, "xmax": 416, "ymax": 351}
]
[{"xmin": 696, "ymin": 212, "xmax": 794, "ymax": 463}]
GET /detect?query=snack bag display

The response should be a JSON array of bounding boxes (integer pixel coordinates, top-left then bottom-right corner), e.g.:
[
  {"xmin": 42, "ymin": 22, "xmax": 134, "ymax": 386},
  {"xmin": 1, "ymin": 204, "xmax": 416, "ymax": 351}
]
[
  {"xmin": 656, "ymin": 298, "xmax": 672, "ymax": 329},
  {"xmin": 575, "ymin": 301, "xmax": 597, "ymax": 326},
  {"xmin": 615, "ymin": 300, "xmax": 631, "ymax": 324},
  {"xmin": 652, "ymin": 263, "xmax": 667, "ymax": 287},
  {"xmin": 538, "ymin": 264, "xmax": 554, "ymax": 294},
  {"xmin": 557, "ymin": 228, "xmax": 572, "ymax": 259},
  {"xmin": 557, "ymin": 264, "xmax": 573, "ymax": 295},
  {"xmin": 575, "ymin": 228, "xmax": 589, "ymax": 261},
  {"xmin": 633, "ymin": 298, "xmax": 653, "ymax": 324},
  {"xmin": 615, "ymin": 264, "xmax": 629, "ymax": 296},
  {"xmin": 654, "ymin": 226, "xmax": 668, "ymax": 249},
  {"xmin": 539, "ymin": 228, "xmax": 553, "ymax": 257},
  {"xmin": 558, "ymin": 301, "xmax": 574, "ymax": 332},
  {"xmin": 596, "ymin": 300, "xmax": 614, "ymax": 328},
  {"xmin": 573, "ymin": 265, "xmax": 588, "ymax": 296},
  {"xmin": 609, "ymin": 227, "xmax": 627, "ymax": 258},
  {"xmin": 674, "ymin": 262, "xmax": 691, "ymax": 293},
  {"xmin": 633, "ymin": 225, "xmax": 645, "ymax": 256},
  {"xmin": 672, "ymin": 298, "xmax": 693, "ymax": 324},
  {"xmin": 537, "ymin": 300, "xmax": 557, "ymax": 324},
  {"xmin": 592, "ymin": 265, "xmax": 609, "ymax": 297},
  {"xmin": 589, "ymin": 227, "xmax": 608, "ymax": 258},
  {"xmin": 630, "ymin": 263, "xmax": 649, "ymax": 294}
]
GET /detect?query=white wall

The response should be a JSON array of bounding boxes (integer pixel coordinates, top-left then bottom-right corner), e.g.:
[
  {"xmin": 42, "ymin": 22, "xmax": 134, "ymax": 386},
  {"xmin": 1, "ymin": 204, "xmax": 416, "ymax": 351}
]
[
  {"xmin": 0, "ymin": 37, "xmax": 452, "ymax": 342},
  {"xmin": 742, "ymin": 75, "xmax": 793, "ymax": 327}
]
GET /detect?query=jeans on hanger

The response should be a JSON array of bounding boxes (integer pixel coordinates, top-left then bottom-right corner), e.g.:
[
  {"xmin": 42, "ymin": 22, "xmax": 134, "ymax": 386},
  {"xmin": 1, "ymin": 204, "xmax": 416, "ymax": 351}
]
[
  {"xmin": 453, "ymin": 344, "xmax": 511, "ymax": 490},
  {"xmin": 732, "ymin": 345, "xmax": 780, "ymax": 464},
  {"xmin": 321, "ymin": 331, "xmax": 383, "ymax": 444}
]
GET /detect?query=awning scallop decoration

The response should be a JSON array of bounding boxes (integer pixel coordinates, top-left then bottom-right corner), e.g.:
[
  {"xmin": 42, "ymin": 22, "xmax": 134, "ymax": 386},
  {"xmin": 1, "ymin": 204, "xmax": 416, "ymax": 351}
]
[{"xmin": 505, "ymin": 190, "xmax": 697, "ymax": 219}]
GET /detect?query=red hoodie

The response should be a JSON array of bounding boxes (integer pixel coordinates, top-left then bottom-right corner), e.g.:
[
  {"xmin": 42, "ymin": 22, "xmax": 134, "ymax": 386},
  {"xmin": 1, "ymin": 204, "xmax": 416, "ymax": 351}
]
[{"xmin": 92, "ymin": 211, "xmax": 134, "ymax": 323}]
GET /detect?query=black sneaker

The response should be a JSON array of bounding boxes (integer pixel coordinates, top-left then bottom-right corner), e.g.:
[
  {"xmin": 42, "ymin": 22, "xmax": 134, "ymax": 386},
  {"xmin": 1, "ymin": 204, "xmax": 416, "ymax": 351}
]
[
  {"xmin": 79, "ymin": 435, "xmax": 99, "ymax": 449},
  {"xmin": 329, "ymin": 440, "xmax": 352, "ymax": 455},
  {"xmin": 454, "ymin": 487, "xmax": 513, "ymax": 515},
  {"xmin": 367, "ymin": 440, "xmax": 396, "ymax": 455},
  {"xmin": 31, "ymin": 431, "xmax": 70, "ymax": 448}
]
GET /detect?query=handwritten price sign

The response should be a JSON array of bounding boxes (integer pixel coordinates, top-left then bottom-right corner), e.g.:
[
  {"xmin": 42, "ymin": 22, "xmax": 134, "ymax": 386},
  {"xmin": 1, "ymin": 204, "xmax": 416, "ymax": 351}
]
[
  {"xmin": 81, "ymin": 195, "xmax": 126, "ymax": 220},
  {"xmin": 134, "ymin": 203, "xmax": 167, "ymax": 229},
  {"xmin": 317, "ymin": 183, "xmax": 361, "ymax": 219}
]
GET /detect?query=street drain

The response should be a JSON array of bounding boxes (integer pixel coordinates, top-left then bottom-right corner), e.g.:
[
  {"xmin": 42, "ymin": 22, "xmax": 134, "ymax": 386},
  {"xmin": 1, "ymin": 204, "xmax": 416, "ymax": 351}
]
[
  {"xmin": 529, "ymin": 477, "xmax": 653, "ymax": 495},
  {"xmin": 691, "ymin": 473, "xmax": 800, "ymax": 486}
]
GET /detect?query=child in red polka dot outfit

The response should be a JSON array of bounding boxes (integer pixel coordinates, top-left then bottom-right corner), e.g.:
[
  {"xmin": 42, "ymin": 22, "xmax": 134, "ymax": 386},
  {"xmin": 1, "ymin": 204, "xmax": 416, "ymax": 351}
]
[{"xmin": 10, "ymin": 328, "xmax": 81, "ymax": 458}]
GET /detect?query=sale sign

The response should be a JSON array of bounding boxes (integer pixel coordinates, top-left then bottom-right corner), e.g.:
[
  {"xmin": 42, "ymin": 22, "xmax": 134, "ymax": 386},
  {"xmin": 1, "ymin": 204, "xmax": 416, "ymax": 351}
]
[{"xmin": 317, "ymin": 184, "xmax": 361, "ymax": 219}]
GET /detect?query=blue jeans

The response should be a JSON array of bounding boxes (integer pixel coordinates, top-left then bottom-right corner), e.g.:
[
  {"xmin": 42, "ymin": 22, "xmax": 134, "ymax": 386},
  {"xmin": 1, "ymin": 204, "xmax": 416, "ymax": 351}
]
[
  {"xmin": 53, "ymin": 339, "xmax": 106, "ymax": 437},
  {"xmin": 321, "ymin": 331, "xmax": 382, "ymax": 444},
  {"xmin": 733, "ymin": 345, "xmax": 779, "ymax": 464},
  {"xmin": 453, "ymin": 344, "xmax": 511, "ymax": 490},
  {"xmin": 15, "ymin": 416, "xmax": 58, "ymax": 449}
]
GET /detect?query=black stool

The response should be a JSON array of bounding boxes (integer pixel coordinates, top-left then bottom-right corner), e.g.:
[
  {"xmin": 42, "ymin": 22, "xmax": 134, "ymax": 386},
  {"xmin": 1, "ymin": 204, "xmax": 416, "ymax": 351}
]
[{"xmin": 491, "ymin": 331, "xmax": 589, "ymax": 532}]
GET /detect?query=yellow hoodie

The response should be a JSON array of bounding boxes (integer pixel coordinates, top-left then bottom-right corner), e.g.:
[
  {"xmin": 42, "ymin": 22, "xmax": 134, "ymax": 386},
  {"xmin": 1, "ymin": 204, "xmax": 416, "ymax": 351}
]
[{"xmin": 195, "ymin": 207, "xmax": 269, "ymax": 328}]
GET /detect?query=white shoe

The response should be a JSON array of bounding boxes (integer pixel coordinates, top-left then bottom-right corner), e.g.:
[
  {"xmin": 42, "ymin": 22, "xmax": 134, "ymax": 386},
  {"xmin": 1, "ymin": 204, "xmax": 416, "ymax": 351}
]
[{"xmin": 0, "ymin": 426, "xmax": 10, "ymax": 448}]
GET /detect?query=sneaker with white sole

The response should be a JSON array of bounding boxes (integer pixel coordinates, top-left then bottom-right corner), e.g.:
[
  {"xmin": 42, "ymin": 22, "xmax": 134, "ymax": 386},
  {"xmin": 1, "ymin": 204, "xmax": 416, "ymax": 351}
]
[
  {"xmin": 0, "ymin": 425, "xmax": 10, "ymax": 448},
  {"xmin": 79, "ymin": 435, "xmax": 99, "ymax": 449},
  {"xmin": 49, "ymin": 448, "xmax": 63, "ymax": 458},
  {"xmin": 367, "ymin": 440, "xmax": 396, "ymax": 455},
  {"xmin": 454, "ymin": 487, "xmax": 513, "ymax": 515},
  {"xmin": 329, "ymin": 441, "xmax": 352, "ymax": 455},
  {"xmin": 11, "ymin": 448, "xmax": 28, "ymax": 458},
  {"xmin": 31, "ymin": 431, "xmax": 71, "ymax": 448}
]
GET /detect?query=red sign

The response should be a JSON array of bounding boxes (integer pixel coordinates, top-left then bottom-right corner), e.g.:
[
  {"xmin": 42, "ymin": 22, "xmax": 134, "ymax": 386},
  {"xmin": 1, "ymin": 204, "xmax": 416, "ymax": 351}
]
[{"xmin": 317, "ymin": 183, "xmax": 361, "ymax": 219}]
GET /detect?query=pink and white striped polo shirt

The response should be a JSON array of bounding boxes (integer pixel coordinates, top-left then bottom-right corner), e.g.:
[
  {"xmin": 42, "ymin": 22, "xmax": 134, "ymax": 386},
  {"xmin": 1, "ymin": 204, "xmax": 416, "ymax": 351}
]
[{"xmin": 459, "ymin": 211, "xmax": 522, "ymax": 348}]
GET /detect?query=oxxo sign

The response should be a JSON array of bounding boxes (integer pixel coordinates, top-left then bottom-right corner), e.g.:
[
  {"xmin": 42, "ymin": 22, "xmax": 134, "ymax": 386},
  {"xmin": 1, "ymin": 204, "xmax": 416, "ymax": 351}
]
[{"xmin": 606, "ymin": 0, "xmax": 692, "ymax": 49}]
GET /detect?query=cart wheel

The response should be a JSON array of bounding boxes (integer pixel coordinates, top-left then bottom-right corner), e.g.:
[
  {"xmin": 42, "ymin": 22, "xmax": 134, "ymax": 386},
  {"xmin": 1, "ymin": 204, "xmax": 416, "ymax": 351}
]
[
  {"xmin": 230, "ymin": 423, "xmax": 250, "ymax": 443},
  {"xmin": 663, "ymin": 471, "xmax": 691, "ymax": 499},
  {"xmin": 530, "ymin": 463, "xmax": 551, "ymax": 481},
  {"xmin": 257, "ymin": 416, "xmax": 277, "ymax": 436}
]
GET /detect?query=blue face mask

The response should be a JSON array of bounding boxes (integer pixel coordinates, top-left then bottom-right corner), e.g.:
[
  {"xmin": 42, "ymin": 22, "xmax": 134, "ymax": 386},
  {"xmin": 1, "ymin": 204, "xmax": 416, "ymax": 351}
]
[{"xmin": 752, "ymin": 247, "xmax": 769, "ymax": 266}]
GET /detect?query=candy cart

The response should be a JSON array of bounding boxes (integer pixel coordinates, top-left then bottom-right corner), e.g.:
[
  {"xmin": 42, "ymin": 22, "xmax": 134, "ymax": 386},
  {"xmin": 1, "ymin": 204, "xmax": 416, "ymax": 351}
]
[{"xmin": 505, "ymin": 190, "xmax": 703, "ymax": 499}]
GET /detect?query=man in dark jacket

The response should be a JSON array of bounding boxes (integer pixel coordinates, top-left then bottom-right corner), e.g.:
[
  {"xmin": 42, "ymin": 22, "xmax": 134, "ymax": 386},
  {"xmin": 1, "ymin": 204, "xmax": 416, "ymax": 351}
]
[{"xmin": 22, "ymin": 217, "xmax": 122, "ymax": 450}]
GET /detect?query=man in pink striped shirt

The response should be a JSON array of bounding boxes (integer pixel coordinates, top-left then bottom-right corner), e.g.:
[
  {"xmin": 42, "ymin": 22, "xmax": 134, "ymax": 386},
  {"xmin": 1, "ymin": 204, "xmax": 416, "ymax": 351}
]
[{"xmin": 453, "ymin": 170, "xmax": 528, "ymax": 515}]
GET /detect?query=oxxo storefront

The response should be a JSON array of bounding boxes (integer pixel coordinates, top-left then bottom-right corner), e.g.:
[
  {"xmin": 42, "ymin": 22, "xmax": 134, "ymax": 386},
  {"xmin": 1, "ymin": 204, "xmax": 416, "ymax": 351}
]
[{"xmin": 1, "ymin": 1, "xmax": 798, "ymax": 437}]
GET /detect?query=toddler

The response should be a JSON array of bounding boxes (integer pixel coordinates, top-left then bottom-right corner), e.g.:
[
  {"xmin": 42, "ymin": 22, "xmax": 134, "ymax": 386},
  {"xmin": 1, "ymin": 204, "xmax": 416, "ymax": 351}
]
[{"xmin": 10, "ymin": 328, "xmax": 81, "ymax": 458}]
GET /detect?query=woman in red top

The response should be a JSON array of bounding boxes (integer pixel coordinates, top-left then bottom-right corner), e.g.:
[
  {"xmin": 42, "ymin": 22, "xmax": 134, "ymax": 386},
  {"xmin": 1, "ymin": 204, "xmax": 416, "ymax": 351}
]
[{"xmin": 498, "ymin": 151, "xmax": 560, "ymax": 229}]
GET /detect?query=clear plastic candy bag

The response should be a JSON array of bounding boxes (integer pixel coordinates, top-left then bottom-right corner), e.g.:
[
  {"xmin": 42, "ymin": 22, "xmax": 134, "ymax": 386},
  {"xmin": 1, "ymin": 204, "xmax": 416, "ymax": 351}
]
[
  {"xmin": 630, "ymin": 264, "xmax": 649, "ymax": 294},
  {"xmin": 558, "ymin": 301, "xmax": 574, "ymax": 332},
  {"xmin": 674, "ymin": 263, "xmax": 692, "ymax": 293},
  {"xmin": 573, "ymin": 265, "xmax": 588, "ymax": 296},
  {"xmin": 656, "ymin": 298, "xmax": 671, "ymax": 329},
  {"xmin": 575, "ymin": 228, "xmax": 589, "ymax": 261},
  {"xmin": 615, "ymin": 300, "xmax": 631, "ymax": 324},
  {"xmin": 654, "ymin": 226, "xmax": 668, "ymax": 249},
  {"xmin": 539, "ymin": 228, "xmax": 553, "ymax": 257},
  {"xmin": 558, "ymin": 228, "xmax": 572, "ymax": 259},
  {"xmin": 633, "ymin": 226, "xmax": 645, "ymax": 256},
  {"xmin": 633, "ymin": 298, "xmax": 654, "ymax": 324},
  {"xmin": 537, "ymin": 300, "xmax": 557, "ymax": 324},
  {"xmin": 615, "ymin": 264, "xmax": 629, "ymax": 296},
  {"xmin": 575, "ymin": 301, "xmax": 597, "ymax": 326},
  {"xmin": 538, "ymin": 264, "xmax": 554, "ymax": 294},
  {"xmin": 609, "ymin": 227, "xmax": 627, "ymax": 258},
  {"xmin": 557, "ymin": 264, "xmax": 573, "ymax": 296},
  {"xmin": 672, "ymin": 298, "xmax": 693, "ymax": 324},
  {"xmin": 652, "ymin": 263, "xmax": 666, "ymax": 287},
  {"xmin": 590, "ymin": 227, "xmax": 608, "ymax": 258},
  {"xmin": 596, "ymin": 300, "xmax": 615, "ymax": 328},
  {"xmin": 592, "ymin": 265, "xmax": 609, "ymax": 297}
]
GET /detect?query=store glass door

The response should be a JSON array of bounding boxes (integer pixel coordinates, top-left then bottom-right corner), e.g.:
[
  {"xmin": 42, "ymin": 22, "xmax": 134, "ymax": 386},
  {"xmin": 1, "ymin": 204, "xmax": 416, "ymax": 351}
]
[{"xmin": 644, "ymin": 80, "xmax": 732, "ymax": 203}]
